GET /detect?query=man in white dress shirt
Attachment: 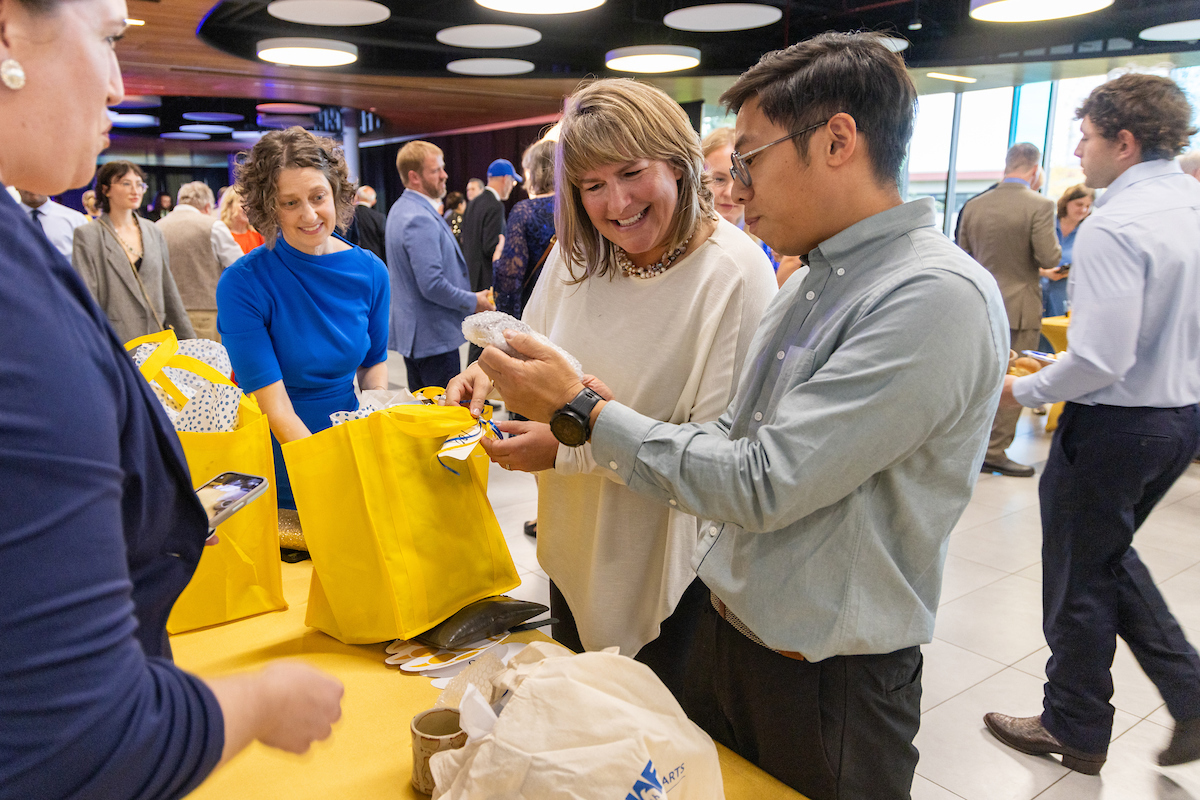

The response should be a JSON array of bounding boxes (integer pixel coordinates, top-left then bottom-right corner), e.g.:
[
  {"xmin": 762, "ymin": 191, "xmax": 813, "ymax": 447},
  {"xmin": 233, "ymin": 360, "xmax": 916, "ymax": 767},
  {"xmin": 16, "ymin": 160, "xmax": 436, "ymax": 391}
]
[
  {"xmin": 17, "ymin": 188, "xmax": 86, "ymax": 259},
  {"xmin": 985, "ymin": 74, "xmax": 1200, "ymax": 774}
]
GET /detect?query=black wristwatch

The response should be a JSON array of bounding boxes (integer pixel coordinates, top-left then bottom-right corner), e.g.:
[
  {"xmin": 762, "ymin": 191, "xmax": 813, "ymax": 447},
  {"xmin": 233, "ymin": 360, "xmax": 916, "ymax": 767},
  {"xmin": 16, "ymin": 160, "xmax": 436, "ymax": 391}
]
[{"xmin": 549, "ymin": 386, "xmax": 604, "ymax": 447}]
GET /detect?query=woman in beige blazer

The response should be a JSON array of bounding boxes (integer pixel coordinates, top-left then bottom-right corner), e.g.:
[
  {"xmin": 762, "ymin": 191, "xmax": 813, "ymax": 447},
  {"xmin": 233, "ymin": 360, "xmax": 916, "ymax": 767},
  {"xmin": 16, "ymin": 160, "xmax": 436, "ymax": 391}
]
[{"xmin": 72, "ymin": 161, "xmax": 194, "ymax": 343}]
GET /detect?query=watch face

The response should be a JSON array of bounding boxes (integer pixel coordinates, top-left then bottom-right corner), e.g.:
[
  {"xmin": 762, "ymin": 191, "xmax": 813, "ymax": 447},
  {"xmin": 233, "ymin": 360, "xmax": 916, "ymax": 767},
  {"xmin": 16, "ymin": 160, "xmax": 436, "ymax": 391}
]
[{"xmin": 550, "ymin": 412, "xmax": 587, "ymax": 447}]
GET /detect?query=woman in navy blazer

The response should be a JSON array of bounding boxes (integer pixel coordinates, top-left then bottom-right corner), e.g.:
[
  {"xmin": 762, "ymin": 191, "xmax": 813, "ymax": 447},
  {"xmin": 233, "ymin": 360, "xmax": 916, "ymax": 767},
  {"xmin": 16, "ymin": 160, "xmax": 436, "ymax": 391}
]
[{"xmin": 0, "ymin": 1, "xmax": 342, "ymax": 797}]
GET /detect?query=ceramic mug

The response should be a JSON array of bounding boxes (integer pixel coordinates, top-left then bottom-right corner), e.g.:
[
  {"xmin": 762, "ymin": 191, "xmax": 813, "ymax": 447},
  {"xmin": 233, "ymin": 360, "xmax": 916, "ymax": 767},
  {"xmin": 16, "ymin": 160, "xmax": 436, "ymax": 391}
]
[{"xmin": 410, "ymin": 707, "xmax": 468, "ymax": 794}]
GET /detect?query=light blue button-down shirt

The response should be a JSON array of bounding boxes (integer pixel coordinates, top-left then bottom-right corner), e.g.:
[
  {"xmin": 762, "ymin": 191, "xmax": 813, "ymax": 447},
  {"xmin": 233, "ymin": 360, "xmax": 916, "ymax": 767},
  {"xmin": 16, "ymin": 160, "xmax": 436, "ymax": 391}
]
[
  {"xmin": 590, "ymin": 198, "xmax": 1009, "ymax": 662},
  {"xmin": 1014, "ymin": 159, "xmax": 1200, "ymax": 408}
]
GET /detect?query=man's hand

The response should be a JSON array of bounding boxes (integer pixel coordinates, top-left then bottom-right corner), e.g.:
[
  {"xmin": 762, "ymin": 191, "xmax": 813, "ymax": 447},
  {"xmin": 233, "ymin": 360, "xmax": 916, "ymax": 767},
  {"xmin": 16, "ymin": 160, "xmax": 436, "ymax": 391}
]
[
  {"xmin": 444, "ymin": 362, "xmax": 492, "ymax": 418},
  {"xmin": 477, "ymin": 331, "xmax": 586, "ymax": 423},
  {"xmin": 999, "ymin": 374, "xmax": 1023, "ymax": 409},
  {"xmin": 480, "ymin": 420, "xmax": 558, "ymax": 471},
  {"xmin": 474, "ymin": 291, "xmax": 496, "ymax": 313},
  {"xmin": 1039, "ymin": 267, "xmax": 1068, "ymax": 282}
]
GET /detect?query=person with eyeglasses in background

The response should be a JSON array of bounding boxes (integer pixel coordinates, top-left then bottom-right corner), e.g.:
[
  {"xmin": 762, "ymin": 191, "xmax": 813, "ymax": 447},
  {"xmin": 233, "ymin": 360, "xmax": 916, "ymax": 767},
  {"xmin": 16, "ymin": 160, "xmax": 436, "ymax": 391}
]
[
  {"xmin": 73, "ymin": 160, "xmax": 195, "ymax": 342},
  {"xmin": 456, "ymin": 33, "xmax": 1008, "ymax": 800}
]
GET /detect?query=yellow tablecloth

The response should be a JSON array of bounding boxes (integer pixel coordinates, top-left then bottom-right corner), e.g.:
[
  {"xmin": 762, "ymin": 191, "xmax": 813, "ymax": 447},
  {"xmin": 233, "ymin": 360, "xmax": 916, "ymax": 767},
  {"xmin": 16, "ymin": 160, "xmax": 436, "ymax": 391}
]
[
  {"xmin": 1037, "ymin": 315, "xmax": 1071, "ymax": 431},
  {"xmin": 173, "ymin": 561, "xmax": 803, "ymax": 799}
]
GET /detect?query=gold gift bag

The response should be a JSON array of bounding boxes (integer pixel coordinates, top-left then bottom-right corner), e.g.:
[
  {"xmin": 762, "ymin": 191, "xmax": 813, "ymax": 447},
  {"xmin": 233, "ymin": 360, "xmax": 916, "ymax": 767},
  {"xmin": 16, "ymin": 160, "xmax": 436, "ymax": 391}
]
[
  {"xmin": 125, "ymin": 331, "xmax": 287, "ymax": 633},
  {"xmin": 283, "ymin": 403, "xmax": 519, "ymax": 644}
]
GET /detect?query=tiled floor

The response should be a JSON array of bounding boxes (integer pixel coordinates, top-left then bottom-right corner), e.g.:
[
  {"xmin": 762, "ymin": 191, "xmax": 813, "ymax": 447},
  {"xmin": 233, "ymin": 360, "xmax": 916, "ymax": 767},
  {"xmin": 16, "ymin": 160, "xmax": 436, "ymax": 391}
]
[{"xmin": 391, "ymin": 351, "xmax": 1200, "ymax": 798}]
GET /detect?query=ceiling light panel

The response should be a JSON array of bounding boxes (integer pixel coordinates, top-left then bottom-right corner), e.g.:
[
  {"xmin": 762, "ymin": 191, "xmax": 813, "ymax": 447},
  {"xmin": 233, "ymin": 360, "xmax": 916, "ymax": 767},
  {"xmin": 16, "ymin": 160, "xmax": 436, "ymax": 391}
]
[
  {"xmin": 183, "ymin": 111, "xmax": 244, "ymax": 122},
  {"xmin": 257, "ymin": 37, "xmax": 358, "ymax": 67},
  {"xmin": 161, "ymin": 132, "xmax": 211, "ymax": 140},
  {"xmin": 605, "ymin": 45, "xmax": 700, "ymax": 73},
  {"xmin": 108, "ymin": 113, "xmax": 160, "ymax": 128},
  {"xmin": 1139, "ymin": 19, "xmax": 1200, "ymax": 41},
  {"xmin": 437, "ymin": 25, "xmax": 542, "ymax": 49},
  {"xmin": 232, "ymin": 131, "xmax": 270, "ymax": 142},
  {"xmin": 927, "ymin": 71, "xmax": 977, "ymax": 83},
  {"xmin": 969, "ymin": 0, "xmax": 1113, "ymax": 23},
  {"xmin": 475, "ymin": 0, "xmax": 604, "ymax": 13},
  {"xmin": 112, "ymin": 95, "xmax": 161, "ymax": 110},
  {"xmin": 663, "ymin": 3, "xmax": 782, "ymax": 32},
  {"xmin": 180, "ymin": 123, "xmax": 235, "ymax": 134},
  {"xmin": 257, "ymin": 102, "xmax": 321, "ymax": 114},
  {"xmin": 267, "ymin": 0, "xmax": 390, "ymax": 26},
  {"xmin": 447, "ymin": 58, "xmax": 536, "ymax": 75},
  {"xmin": 879, "ymin": 36, "xmax": 910, "ymax": 52}
]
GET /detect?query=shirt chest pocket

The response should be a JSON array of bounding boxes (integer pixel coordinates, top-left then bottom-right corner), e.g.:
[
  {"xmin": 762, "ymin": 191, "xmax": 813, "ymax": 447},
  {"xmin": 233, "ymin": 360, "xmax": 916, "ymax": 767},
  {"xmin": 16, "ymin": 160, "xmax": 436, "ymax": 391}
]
[{"xmin": 762, "ymin": 345, "xmax": 818, "ymax": 420}]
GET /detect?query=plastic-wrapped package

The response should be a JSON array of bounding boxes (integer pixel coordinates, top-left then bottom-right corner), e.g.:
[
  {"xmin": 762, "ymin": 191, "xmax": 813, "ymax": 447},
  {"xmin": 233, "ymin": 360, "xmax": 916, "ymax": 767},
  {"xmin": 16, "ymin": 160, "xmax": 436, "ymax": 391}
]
[{"xmin": 462, "ymin": 311, "xmax": 583, "ymax": 377}]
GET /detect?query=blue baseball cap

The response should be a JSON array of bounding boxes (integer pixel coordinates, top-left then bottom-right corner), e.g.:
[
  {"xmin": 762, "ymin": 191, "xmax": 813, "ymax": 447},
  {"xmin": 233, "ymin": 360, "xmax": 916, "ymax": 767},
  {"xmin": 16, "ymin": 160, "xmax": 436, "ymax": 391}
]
[{"xmin": 486, "ymin": 158, "xmax": 523, "ymax": 182}]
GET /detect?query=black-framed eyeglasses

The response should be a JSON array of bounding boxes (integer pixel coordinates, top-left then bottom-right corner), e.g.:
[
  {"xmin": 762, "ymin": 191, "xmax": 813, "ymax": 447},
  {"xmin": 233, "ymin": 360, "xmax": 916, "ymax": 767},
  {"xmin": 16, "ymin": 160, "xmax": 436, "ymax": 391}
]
[{"xmin": 729, "ymin": 119, "xmax": 836, "ymax": 188}]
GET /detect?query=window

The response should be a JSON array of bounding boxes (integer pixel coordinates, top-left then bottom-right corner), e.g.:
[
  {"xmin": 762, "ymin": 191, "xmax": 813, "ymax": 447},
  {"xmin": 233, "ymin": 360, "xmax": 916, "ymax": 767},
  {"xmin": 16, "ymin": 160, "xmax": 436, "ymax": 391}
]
[
  {"xmin": 906, "ymin": 92, "xmax": 956, "ymax": 231},
  {"xmin": 947, "ymin": 87, "xmax": 1014, "ymax": 236}
]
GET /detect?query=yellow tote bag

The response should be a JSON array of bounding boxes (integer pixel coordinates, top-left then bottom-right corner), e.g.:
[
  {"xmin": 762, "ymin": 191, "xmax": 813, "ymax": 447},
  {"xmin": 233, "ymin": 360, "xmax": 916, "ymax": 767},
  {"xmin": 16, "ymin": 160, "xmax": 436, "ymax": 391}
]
[
  {"xmin": 283, "ymin": 403, "xmax": 520, "ymax": 644},
  {"xmin": 125, "ymin": 331, "xmax": 287, "ymax": 633}
]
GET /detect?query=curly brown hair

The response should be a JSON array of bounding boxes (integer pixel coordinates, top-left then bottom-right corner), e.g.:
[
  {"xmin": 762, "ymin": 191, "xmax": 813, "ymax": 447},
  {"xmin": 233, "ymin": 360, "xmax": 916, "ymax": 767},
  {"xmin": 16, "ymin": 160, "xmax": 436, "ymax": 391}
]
[
  {"xmin": 1076, "ymin": 74, "xmax": 1197, "ymax": 161},
  {"xmin": 235, "ymin": 127, "xmax": 356, "ymax": 247}
]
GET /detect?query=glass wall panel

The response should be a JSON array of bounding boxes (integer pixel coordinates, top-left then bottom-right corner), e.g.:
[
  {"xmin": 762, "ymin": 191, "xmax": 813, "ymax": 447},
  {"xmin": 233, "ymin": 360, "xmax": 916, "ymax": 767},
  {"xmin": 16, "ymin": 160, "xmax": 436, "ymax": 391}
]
[
  {"xmin": 948, "ymin": 87, "xmax": 1014, "ymax": 235},
  {"xmin": 1170, "ymin": 65, "xmax": 1200, "ymax": 154},
  {"xmin": 1045, "ymin": 74, "xmax": 1107, "ymax": 200},
  {"xmin": 1012, "ymin": 81, "xmax": 1053, "ymax": 154},
  {"xmin": 906, "ymin": 92, "xmax": 956, "ymax": 231}
]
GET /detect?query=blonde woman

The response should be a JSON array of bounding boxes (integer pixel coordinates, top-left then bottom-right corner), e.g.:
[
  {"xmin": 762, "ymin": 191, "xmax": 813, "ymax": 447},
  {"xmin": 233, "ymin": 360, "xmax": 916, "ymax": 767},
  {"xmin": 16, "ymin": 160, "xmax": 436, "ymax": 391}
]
[
  {"xmin": 702, "ymin": 126, "xmax": 780, "ymax": 278},
  {"xmin": 448, "ymin": 79, "xmax": 776, "ymax": 698},
  {"xmin": 218, "ymin": 186, "xmax": 265, "ymax": 254}
]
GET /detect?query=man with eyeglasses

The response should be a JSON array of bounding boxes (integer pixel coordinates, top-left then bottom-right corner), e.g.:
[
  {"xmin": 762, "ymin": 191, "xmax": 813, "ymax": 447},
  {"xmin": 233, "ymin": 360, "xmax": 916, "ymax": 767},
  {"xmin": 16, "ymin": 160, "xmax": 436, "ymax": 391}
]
[{"xmin": 457, "ymin": 32, "xmax": 1008, "ymax": 799}]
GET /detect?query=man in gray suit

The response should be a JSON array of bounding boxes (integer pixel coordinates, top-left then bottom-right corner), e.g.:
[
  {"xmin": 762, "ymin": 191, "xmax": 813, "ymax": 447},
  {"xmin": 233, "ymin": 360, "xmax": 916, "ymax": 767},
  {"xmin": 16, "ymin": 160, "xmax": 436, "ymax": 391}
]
[
  {"xmin": 958, "ymin": 143, "xmax": 1061, "ymax": 477},
  {"xmin": 385, "ymin": 140, "xmax": 494, "ymax": 391}
]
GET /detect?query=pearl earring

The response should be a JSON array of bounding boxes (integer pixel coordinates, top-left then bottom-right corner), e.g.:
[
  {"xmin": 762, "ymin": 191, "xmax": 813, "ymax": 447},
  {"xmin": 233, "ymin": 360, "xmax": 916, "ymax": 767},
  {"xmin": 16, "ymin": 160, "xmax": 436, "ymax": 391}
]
[{"xmin": 1, "ymin": 58, "xmax": 25, "ymax": 90}]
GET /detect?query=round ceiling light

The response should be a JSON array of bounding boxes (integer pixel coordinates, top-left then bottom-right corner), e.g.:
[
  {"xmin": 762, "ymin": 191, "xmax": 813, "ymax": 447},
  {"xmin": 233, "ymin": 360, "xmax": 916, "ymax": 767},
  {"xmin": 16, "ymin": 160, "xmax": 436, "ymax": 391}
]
[
  {"xmin": 436, "ymin": 24, "xmax": 542, "ymax": 48},
  {"xmin": 182, "ymin": 111, "xmax": 244, "ymax": 123},
  {"xmin": 161, "ymin": 132, "xmax": 211, "ymax": 140},
  {"xmin": 180, "ymin": 123, "xmax": 235, "ymax": 134},
  {"xmin": 256, "ymin": 102, "xmax": 322, "ymax": 114},
  {"xmin": 232, "ymin": 131, "xmax": 270, "ymax": 141},
  {"xmin": 605, "ymin": 45, "xmax": 700, "ymax": 73},
  {"xmin": 879, "ymin": 35, "xmax": 910, "ymax": 52},
  {"xmin": 446, "ymin": 58, "xmax": 536, "ymax": 75},
  {"xmin": 475, "ymin": 0, "xmax": 604, "ymax": 13},
  {"xmin": 663, "ymin": 3, "xmax": 782, "ymax": 32},
  {"xmin": 257, "ymin": 113, "xmax": 320, "ymax": 128},
  {"xmin": 112, "ymin": 95, "xmax": 161, "ymax": 110},
  {"xmin": 968, "ymin": 0, "xmax": 1112, "ymax": 22},
  {"xmin": 257, "ymin": 37, "xmax": 358, "ymax": 67},
  {"xmin": 108, "ymin": 113, "xmax": 160, "ymax": 128},
  {"xmin": 1139, "ymin": 19, "xmax": 1200, "ymax": 41},
  {"xmin": 267, "ymin": 0, "xmax": 389, "ymax": 26}
]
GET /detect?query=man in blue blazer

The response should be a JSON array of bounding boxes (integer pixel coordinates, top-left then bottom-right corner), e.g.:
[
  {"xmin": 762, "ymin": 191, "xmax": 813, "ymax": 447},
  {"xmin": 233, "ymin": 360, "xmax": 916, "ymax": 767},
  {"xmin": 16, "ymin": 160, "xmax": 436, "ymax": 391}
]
[{"xmin": 386, "ymin": 140, "xmax": 494, "ymax": 391}]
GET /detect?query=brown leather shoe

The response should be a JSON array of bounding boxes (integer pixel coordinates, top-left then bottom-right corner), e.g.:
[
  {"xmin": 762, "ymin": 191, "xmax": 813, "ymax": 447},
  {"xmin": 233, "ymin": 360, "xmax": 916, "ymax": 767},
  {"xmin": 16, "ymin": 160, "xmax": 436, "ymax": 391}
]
[
  {"xmin": 983, "ymin": 713, "xmax": 1106, "ymax": 775},
  {"xmin": 980, "ymin": 457, "xmax": 1036, "ymax": 478}
]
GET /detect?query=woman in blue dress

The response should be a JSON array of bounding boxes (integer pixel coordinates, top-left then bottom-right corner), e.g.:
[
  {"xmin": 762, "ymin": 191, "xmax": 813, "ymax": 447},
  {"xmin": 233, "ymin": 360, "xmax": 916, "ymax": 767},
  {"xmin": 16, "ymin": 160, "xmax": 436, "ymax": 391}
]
[
  {"xmin": 1042, "ymin": 183, "xmax": 1095, "ymax": 319},
  {"xmin": 217, "ymin": 128, "xmax": 390, "ymax": 510}
]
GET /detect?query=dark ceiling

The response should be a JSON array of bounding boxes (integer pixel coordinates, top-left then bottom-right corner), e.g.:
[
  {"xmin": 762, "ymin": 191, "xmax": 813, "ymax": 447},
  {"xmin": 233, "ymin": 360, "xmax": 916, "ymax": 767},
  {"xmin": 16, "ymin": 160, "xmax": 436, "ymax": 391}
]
[{"xmin": 197, "ymin": 0, "xmax": 1200, "ymax": 77}]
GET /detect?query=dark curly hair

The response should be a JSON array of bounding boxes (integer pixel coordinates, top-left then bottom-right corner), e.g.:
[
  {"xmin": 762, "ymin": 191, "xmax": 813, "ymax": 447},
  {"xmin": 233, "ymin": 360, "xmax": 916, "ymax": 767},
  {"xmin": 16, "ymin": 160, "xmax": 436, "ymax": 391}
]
[
  {"xmin": 1076, "ymin": 74, "xmax": 1197, "ymax": 161},
  {"xmin": 235, "ymin": 127, "xmax": 356, "ymax": 247}
]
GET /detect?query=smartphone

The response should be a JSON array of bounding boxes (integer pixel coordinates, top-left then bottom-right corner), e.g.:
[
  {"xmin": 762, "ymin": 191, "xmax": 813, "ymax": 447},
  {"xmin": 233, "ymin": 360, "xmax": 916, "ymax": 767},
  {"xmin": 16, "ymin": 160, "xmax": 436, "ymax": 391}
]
[
  {"xmin": 197, "ymin": 471, "xmax": 269, "ymax": 532},
  {"xmin": 1057, "ymin": 263, "xmax": 1071, "ymax": 274},
  {"xmin": 1021, "ymin": 350, "xmax": 1058, "ymax": 364}
]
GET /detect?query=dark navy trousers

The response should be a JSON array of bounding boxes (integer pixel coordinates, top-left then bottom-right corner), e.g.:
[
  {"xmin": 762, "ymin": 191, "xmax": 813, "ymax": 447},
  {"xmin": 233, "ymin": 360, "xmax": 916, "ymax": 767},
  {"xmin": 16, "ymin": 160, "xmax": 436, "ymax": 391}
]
[
  {"xmin": 403, "ymin": 349, "xmax": 461, "ymax": 393},
  {"xmin": 1040, "ymin": 402, "xmax": 1200, "ymax": 754}
]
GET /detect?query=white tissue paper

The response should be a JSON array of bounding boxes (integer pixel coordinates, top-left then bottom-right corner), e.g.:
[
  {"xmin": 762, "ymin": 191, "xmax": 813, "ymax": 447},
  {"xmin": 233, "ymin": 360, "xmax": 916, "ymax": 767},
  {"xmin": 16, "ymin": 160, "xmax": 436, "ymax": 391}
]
[
  {"xmin": 131, "ymin": 339, "xmax": 242, "ymax": 433},
  {"xmin": 461, "ymin": 311, "xmax": 583, "ymax": 377},
  {"xmin": 329, "ymin": 388, "xmax": 419, "ymax": 426}
]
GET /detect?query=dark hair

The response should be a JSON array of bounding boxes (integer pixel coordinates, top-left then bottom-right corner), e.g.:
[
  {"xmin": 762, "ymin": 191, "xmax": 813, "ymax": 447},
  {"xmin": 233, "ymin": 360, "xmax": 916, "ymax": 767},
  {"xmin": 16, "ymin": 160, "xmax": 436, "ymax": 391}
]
[
  {"xmin": 1004, "ymin": 142, "xmax": 1041, "ymax": 173},
  {"xmin": 1076, "ymin": 74, "xmax": 1197, "ymax": 161},
  {"xmin": 444, "ymin": 191, "xmax": 465, "ymax": 212},
  {"xmin": 235, "ymin": 127, "xmax": 356, "ymax": 247},
  {"xmin": 1056, "ymin": 183, "xmax": 1096, "ymax": 219},
  {"xmin": 720, "ymin": 31, "xmax": 917, "ymax": 186},
  {"xmin": 94, "ymin": 161, "xmax": 147, "ymax": 214}
]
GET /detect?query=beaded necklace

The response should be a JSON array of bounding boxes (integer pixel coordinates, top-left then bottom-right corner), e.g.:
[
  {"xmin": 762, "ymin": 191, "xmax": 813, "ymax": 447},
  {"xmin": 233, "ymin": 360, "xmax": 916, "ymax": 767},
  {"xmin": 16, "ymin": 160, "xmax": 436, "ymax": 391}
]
[{"xmin": 615, "ymin": 233, "xmax": 693, "ymax": 279}]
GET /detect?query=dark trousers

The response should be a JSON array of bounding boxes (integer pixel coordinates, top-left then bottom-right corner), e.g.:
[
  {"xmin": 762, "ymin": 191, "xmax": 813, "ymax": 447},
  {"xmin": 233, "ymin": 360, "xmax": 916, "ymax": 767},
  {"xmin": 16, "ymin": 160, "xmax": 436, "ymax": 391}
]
[
  {"xmin": 403, "ymin": 350, "xmax": 460, "ymax": 393},
  {"xmin": 682, "ymin": 595, "xmax": 922, "ymax": 800},
  {"xmin": 549, "ymin": 577, "xmax": 708, "ymax": 703},
  {"xmin": 466, "ymin": 343, "xmax": 483, "ymax": 366},
  {"xmin": 1040, "ymin": 402, "xmax": 1200, "ymax": 754}
]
